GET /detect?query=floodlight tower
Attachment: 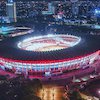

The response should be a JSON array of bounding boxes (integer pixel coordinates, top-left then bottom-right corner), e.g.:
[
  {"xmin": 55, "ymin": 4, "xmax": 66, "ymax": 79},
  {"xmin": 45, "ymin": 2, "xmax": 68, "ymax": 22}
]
[{"xmin": 6, "ymin": 0, "xmax": 17, "ymax": 22}]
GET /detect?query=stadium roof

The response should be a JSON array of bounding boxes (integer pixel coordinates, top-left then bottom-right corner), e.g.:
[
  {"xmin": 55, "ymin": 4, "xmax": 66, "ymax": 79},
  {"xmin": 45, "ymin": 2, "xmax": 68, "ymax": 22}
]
[{"xmin": 0, "ymin": 34, "xmax": 99, "ymax": 62}]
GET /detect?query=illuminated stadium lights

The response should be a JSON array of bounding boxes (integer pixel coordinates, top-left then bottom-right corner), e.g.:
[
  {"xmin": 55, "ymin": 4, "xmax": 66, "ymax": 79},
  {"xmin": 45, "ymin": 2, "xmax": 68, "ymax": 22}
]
[
  {"xmin": 47, "ymin": 34, "xmax": 54, "ymax": 37},
  {"xmin": 0, "ymin": 51, "xmax": 99, "ymax": 72},
  {"xmin": 0, "ymin": 32, "xmax": 99, "ymax": 78},
  {"xmin": 18, "ymin": 34, "xmax": 81, "ymax": 52}
]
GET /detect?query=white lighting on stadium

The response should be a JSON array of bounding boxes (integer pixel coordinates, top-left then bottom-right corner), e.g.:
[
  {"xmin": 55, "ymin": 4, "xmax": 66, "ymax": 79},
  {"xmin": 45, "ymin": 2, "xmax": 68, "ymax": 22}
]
[
  {"xmin": 47, "ymin": 34, "xmax": 54, "ymax": 37},
  {"xmin": 17, "ymin": 34, "xmax": 81, "ymax": 52}
]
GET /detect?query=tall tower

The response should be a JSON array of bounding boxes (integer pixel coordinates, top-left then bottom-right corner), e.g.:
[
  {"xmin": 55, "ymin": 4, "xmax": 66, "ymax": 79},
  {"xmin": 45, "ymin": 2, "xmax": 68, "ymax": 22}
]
[
  {"xmin": 42, "ymin": 2, "xmax": 55, "ymax": 15},
  {"xmin": 71, "ymin": 0, "xmax": 79, "ymax": 18},
  {"xmin": 48, "ymin": 2, "xmax": 55, "ymax": 14},
  {"xmin": 72, "ymin": 3, "xmax": 79, "ymax": 16},
  {"xmin": 6, "ymin": 0, "xmax": 17, "ymax": 22}
]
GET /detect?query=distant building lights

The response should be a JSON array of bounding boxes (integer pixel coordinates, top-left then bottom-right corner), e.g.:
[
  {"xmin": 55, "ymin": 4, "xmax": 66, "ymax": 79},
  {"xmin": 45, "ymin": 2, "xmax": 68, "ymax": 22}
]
[{"xmin": 95, "ymin": 9, "xmax": 100, "ymax": 14}]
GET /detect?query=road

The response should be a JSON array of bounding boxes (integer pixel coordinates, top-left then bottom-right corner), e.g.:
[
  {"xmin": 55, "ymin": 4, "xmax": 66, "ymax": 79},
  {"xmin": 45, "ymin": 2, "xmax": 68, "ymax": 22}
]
[{"xmin": 37, "ymin": 85, "xmax": 64, "ymax": 100}]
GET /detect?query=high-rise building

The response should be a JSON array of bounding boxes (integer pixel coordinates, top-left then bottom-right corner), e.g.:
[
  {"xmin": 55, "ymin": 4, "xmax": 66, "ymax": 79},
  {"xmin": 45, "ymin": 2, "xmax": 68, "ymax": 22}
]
[
  {"xmin": 71, "ymin": 0, "xmax": 79, "ymax": 17},
  {"xmin": 6, "ymin": 0, "xmax": 17, "ymax": 22},
  {"xmin": 72, "ymin": 3, "xmax": 79, "ymax": 17},
  {"xmin": 48, "ymin": 2, "xmax": 55, "ymax": 14},
  {"xmin": 42, "ymin": 2, "xmax": 55, "ymax": 15}
]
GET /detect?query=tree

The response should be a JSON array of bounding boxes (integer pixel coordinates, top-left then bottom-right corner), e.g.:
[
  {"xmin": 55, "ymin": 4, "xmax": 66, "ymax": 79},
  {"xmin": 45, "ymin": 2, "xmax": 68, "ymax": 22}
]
[
  {"xmin": 0, "ymin": 76, "xmax": 42, "ymax": 100},
  {"xmin": 69, "ymin": 89, "xmax": 85, "ymax": 100}
]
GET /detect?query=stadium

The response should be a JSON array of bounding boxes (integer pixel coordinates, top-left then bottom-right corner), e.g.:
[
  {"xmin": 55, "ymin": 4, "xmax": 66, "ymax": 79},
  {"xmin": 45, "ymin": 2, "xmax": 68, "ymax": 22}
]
[
  {"xmin": 0, "ymin": 0, "xmax": 100, "ymax": 100},
  {"xmin": 0, "ymin": 33, "xmax": 99, "ymax": 77}
]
